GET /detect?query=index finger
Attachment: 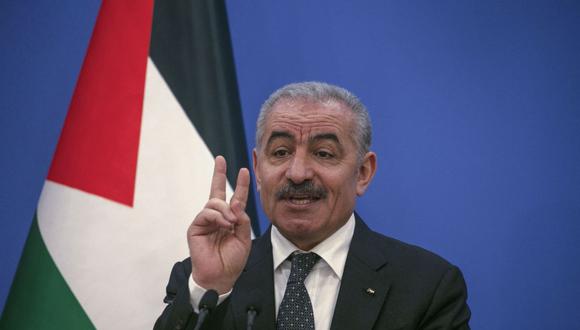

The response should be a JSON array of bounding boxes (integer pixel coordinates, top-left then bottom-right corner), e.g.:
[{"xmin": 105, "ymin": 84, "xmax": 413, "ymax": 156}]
[
  {"xmin": 209, "ymin": 156, "xmax": 227, "ymax": 200},
  {"xmin": 230, "ymin": 168, "xmax": 250, "ymax": 209}
]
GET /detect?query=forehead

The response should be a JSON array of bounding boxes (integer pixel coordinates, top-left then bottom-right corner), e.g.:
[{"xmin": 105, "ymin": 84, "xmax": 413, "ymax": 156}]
[{"xmin": 264, "ymin": 100, "xmax": 354, "ymax": 138}]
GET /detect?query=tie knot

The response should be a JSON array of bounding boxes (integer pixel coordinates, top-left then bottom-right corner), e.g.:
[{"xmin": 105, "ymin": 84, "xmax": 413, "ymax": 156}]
[{"xmin": 288, "ymin": 252, "xmax": 320, "ymax": 283}]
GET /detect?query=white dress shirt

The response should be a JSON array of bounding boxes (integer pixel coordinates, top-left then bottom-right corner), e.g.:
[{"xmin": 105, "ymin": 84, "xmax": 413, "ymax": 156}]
[
  {"xmin": 189, "ymin": 213, "xmax": 356, "ymax": 330},
  {"xmin": 271, "ymin": 214, "xmax": 355, "ymax": 330}
]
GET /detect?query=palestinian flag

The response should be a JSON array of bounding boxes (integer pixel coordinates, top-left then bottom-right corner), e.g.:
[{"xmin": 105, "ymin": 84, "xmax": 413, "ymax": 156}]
[{"xmin": 0, "ymin": 0, "xmax": 259, "ymax": 329}]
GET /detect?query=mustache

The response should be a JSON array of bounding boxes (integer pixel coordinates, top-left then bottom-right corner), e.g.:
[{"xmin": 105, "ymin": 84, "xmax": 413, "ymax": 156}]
[{"xmin": 275, "ymin": 181, "xmax": 328, "ymax": 200}]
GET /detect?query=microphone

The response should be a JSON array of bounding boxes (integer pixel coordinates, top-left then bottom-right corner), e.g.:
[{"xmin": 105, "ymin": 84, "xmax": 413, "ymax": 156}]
[
  {"xmin": 245, "ymin": 290, "xmax": 263, "ymax": 330},
  {"xmin": 193, "ymin": 289, "xmax": 218, "ymax": 330}
]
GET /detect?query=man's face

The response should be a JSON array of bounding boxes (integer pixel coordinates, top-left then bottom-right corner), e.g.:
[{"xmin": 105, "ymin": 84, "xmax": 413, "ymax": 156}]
[{"xmin": 253, "ymin": 100, "xmax": 376, "ymax": 250}]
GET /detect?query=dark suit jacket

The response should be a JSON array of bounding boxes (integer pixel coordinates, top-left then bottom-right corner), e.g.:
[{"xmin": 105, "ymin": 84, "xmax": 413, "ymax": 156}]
[{"xmin": 154, "ymin": 215, "xmax": 471, "ymax": 329}]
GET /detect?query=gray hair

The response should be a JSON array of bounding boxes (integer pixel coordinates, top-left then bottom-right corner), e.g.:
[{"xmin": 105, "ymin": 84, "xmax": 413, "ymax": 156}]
[{"xmin": 256, "ymin": 81, "xmax": 372, "ymax": 160}]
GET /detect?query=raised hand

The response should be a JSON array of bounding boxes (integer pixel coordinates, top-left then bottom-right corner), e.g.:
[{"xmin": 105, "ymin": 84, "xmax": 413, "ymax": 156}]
[{"xmin": 187, "ymin": 156, "xmax": 252, "ymax": 294}]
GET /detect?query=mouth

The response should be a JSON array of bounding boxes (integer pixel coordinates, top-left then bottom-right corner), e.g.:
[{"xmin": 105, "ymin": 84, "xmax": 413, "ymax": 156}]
[{"xmin": 286, "ymin": 195, "xmax": 322, "ymax": 205}]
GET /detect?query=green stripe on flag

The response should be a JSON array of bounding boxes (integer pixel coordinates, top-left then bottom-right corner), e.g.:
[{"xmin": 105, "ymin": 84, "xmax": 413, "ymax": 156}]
[{"xmin": 0, "ymin": 214, "xmax": 95, "ymax": 330}]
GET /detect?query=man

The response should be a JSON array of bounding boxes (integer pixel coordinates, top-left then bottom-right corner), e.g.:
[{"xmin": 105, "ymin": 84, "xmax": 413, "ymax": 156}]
[{"xmin": 155, "ymin": 82, "xmax": 471, "ymax": 329}]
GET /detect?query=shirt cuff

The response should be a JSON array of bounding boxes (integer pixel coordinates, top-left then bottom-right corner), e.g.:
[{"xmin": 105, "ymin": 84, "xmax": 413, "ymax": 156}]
[{"xmin": 188, "ymin": 276, "xmax": 232, "ymax": 313}]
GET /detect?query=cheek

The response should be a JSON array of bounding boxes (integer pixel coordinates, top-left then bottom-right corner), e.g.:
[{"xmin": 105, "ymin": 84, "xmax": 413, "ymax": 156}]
[
  {"xmin": 326, "ymin": 172, "xmax": 357, "ymax": 192},
  {"xmin": 259, "ymin": 173, "xmax": 279, "ymax": 195}
]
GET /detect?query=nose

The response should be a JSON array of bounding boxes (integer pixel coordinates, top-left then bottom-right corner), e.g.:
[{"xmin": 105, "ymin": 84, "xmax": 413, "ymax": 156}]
[{"xmin": 285, "ymin": 150, "xmax": 313, "ymax": 184}]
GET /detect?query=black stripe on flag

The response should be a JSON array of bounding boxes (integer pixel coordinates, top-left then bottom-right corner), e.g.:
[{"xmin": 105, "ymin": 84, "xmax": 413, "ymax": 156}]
[{"xmin": 149, "ymin": 0, "xmax": 260, "ymax": 235}]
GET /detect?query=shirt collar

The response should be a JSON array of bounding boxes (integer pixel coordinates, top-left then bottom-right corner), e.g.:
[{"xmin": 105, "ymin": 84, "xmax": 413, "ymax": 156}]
[{"xmin": 271, "ymin": 213, "xmax": 356, "ymax": 280}]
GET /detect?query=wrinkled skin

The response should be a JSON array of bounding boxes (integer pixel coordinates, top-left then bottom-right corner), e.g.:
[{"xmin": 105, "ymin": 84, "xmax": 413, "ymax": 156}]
[{"xmin": 253, "ymin": 100, "xmax": 376, "ymax": 250}]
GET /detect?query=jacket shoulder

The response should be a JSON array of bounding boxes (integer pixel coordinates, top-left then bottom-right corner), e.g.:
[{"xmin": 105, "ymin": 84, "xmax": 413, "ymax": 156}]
[{"xmin": 372, "ymin": 230, "xmax": 455, "ymax": 272}]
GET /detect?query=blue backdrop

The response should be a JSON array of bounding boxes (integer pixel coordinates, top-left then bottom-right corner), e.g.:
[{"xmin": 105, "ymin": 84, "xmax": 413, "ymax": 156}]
[
  {"xmin": 225, "ymin": 1, "xmax": 580, "ymax": 329},
  {"xmin": 1, "ymin": 1, "xmax": 579, "ymax": 329},
  {"xmin": 0, "ymin": 0, "xmax": 100, "ymax": 316}
]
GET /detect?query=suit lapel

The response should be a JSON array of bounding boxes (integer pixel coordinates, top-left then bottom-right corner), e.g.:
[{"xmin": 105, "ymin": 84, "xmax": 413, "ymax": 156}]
[
  {"xmin": 330, "ymin": 215, "xmax": 391, "ymax": 330},
  {"xmin": 227, "ymin": 216, "xmax": 391, "ymax": 330},
  {"xmin": 230, "ymin": 228, "xmax": 277, "ymax": 329}
]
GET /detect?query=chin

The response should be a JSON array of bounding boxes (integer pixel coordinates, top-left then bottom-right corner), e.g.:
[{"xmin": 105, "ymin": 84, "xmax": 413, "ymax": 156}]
[{"xmin": 276, "ymin": 217, "xmax": 318, "ymax": 238}]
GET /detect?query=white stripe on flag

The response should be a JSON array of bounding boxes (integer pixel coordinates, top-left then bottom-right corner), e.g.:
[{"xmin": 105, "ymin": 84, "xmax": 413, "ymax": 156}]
[{"xmin": 38, "ymin": 59, "xmax": 240, "ymax": 329}]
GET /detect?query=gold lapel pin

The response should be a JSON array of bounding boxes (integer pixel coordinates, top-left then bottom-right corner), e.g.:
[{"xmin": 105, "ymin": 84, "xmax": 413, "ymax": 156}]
[{"xmin": 365, "ymin": 288, "xmax": 376, "ymax": 296}]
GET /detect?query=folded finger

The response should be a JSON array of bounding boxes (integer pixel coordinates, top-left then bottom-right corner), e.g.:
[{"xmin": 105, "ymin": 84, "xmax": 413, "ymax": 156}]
[
  {"xmin": 206, "ymin": 198, "xmax": 237, "ymax": 223},
  {"xmin": 191, "ymin": 209, "xmax": 233, "ymax": 233}
]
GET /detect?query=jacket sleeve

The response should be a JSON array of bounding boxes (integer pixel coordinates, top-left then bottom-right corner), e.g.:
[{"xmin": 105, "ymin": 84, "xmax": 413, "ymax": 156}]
[
  {"xmin": 419, "ymin": 266, "xmax": 471, "ymax": 330},
  {"xmin": 154, "ymin": 260, "xmax": 198, "ymax": 330}
]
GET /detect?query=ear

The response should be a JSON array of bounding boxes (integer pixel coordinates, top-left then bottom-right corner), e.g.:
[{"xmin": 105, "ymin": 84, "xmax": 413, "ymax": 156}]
[
  {"xmin": 356, "ymin": 152, "xmax": 377, "ymax": 196},
  {"xmin": 252, "ymin": 148, "xmax": 261, "ymax": 191}
]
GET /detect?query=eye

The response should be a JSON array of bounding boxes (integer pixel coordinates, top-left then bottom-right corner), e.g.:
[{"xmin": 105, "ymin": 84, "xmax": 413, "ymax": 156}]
[
  {"xmin": 272, "ymin": 148, "xmax": 290, "ymax": 158},
  {"xmin": 315, "ymin": 150, "xmax": 334, "ymax": 159}
]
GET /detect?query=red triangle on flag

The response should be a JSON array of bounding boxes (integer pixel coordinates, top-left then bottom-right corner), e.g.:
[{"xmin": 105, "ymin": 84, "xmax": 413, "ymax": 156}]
[{"xmin": 48, "ymin": 0, "xmax": 154, "ymax": 207}]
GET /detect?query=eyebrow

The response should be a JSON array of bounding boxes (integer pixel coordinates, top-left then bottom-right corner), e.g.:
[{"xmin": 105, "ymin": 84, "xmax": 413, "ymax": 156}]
[
  {"xmin": 264, "ymin": 131, "xmax": 341, "ymax": 148},
  {"xmin": 265, "ymin": 131, "xmax": 295, "ymax": 148},
  {"xmin": 309, "ymin": 133, "xmax": 340, "ymax": 144}
]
